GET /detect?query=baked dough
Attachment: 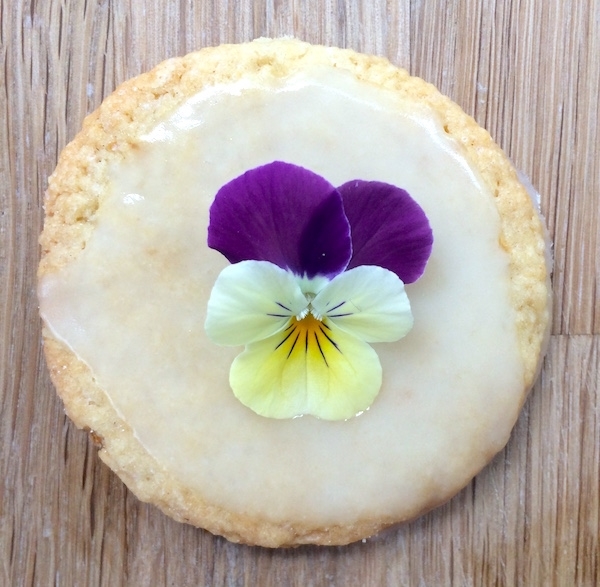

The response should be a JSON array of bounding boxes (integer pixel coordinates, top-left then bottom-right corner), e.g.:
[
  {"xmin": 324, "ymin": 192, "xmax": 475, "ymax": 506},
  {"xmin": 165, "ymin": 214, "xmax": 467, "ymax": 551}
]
[{"xmin": 38, "ymin": 38, "xmax": 551, "ymax": 547}]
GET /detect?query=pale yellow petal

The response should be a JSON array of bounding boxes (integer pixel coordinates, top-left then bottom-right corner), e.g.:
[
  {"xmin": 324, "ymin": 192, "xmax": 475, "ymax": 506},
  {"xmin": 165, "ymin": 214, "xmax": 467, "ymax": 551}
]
[
  {"xmin": 311, "ymin": 265, "xmax": 413, "ymax": 342},
  {"xmin": 229, "ymin": 316, "xmax": 382, "ymax": 420},
  {"xmin": 205, "ymin": 260, "xmax": 307, "ymax": 345}
]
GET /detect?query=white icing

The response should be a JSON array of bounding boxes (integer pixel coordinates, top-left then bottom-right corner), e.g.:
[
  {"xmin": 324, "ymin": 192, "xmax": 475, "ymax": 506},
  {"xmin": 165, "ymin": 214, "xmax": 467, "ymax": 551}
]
[{"xmin": 39, "ymin": 69, "xmax": 525, "ymax": 526}]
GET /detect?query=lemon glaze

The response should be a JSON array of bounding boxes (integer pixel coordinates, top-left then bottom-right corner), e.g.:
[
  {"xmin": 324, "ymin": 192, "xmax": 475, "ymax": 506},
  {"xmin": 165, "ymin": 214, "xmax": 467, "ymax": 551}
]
[{"xmin": 39, "ymin": 68, "xmax": 524, "ymax": 525}]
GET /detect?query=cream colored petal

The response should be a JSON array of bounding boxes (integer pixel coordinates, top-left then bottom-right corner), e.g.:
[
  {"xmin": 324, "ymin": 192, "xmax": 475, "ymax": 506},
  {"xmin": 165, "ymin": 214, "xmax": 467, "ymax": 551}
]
[
  {"xmin": 229, "ymin": 316, "xmax": 382, "ymax": 420},
  {"xmin": 311, "ymin": 265, "xmax": 413, "ymax": 343},
  {"xmin": 205, "ymin": 260, "xmax": 308, "ymax": 346}
]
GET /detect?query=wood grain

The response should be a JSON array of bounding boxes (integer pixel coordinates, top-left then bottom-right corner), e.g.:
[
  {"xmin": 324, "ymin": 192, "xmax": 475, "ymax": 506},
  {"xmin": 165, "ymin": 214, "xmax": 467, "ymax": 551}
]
[{"xmin": 1, "ymin": 0, "xmax": 598, "ymax": 584}]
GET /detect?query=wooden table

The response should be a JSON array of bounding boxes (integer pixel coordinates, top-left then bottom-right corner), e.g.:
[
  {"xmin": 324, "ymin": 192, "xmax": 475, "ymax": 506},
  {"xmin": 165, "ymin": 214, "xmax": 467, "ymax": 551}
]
[{"xmin": 1, "ymin": 1, "xmax": 598, "ymax": 585}]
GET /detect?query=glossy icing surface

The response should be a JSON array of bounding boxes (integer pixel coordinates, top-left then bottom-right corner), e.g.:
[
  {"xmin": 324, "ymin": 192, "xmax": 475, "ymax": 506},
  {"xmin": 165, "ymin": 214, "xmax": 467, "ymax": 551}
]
[{"xmin": 39, "ymin": 69, "xmax": 524, "ymax": 525}]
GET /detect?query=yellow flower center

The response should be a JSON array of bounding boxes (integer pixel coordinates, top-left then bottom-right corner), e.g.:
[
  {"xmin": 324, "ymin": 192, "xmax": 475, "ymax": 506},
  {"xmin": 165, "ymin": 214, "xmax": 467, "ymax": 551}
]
[{"xmin": 276, "ymin": 314, "xmax": 340, "ymax": 367}]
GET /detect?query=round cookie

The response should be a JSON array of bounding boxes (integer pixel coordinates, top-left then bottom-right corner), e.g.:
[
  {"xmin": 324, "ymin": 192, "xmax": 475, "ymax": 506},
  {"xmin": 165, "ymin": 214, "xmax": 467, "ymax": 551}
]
[{"xmin": 38, "ymin": 38, "xmax": 551, "ymax": 547}]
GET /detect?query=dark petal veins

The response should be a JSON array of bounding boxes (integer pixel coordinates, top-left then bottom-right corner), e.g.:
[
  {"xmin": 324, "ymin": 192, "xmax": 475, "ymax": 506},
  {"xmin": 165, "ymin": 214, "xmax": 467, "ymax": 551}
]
[
  {"xmin": 275, "ymin": 324, "xmax": 296, "ymax": 350},
  {"xmin": 287, "ymin": 331, "xmax": 301, "ymax": 358},
  {"xmin": 319, "ymin": 324, "xmax": 341, "ymax": 352},
  {"xmin": 208, "ymin": 162, "xmax": 352, "ymax": 279},
  {"xmin": 337, "ymin": 180, "xmax": 433, "ymax": 283},
  {"xmin": 314, "ymin": 331, "xmax": 329, "ymax": 366}
]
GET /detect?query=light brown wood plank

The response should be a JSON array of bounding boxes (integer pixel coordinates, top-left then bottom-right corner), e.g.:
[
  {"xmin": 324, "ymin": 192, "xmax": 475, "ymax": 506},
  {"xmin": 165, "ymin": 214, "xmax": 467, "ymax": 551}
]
[{"xmin": 410, "ymin": 0, "xmax": 600, "ymax": 335}]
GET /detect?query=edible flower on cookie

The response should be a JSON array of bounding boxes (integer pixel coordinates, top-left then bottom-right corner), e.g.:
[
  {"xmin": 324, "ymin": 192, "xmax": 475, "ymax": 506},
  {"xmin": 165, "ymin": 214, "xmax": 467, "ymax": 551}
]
[{"xmin": 205, "ymin": 161, "xmax": 432, "ymax": 420}]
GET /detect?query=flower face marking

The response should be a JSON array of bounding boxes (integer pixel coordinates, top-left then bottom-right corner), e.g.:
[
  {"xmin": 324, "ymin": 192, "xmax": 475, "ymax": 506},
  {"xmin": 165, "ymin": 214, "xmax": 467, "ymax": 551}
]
[
  {"xmin": 230, "ymin": 315, "xmax": 382, "ymax": 421},
  {"xmin": 274, "ymin": 316, "xmax": 340, "ymax": 366},
  {"xmin": 205, "ymin": 162, "xmax": 433, "ymax": 420}
]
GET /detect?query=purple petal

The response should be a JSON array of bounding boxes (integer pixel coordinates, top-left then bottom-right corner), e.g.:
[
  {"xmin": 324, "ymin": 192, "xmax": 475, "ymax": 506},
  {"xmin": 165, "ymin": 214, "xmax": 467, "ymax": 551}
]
[
  {"xmin": 337, "ymin": 180, "xmax": 433, "ymax": 283},
  {"xmin": 208, "ymin": 162, "xmax": 351, "ymax": 279}
]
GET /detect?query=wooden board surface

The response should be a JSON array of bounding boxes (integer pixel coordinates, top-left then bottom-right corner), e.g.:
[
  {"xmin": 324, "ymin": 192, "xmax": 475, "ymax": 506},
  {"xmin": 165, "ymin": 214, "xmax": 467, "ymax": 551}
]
[{"xmin": 1, "ymin": 0, "xmax": 598, "ymax": 584}]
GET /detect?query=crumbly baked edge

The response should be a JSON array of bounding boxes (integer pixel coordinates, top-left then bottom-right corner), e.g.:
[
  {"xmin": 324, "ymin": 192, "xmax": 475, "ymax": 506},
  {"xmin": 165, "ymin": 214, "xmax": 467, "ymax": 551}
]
[{"xmin": 38, "ymin": 37, "xmax": 551, "ymax": 547}]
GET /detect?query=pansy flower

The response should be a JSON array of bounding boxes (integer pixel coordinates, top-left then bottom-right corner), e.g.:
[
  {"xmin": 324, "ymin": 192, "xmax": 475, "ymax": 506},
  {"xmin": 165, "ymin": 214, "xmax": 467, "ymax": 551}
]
[{"xmin": 205, "ymin": 161, "xmax": 433, "ymax": 420}]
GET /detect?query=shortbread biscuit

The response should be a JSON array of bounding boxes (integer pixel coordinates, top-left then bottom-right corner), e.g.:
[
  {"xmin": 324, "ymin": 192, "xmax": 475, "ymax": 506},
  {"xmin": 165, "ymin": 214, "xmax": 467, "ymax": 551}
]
[{"xmin": 38, "ymin": 38, "xmax": 551, "ymax": 547}]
